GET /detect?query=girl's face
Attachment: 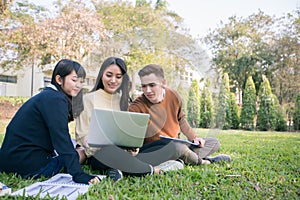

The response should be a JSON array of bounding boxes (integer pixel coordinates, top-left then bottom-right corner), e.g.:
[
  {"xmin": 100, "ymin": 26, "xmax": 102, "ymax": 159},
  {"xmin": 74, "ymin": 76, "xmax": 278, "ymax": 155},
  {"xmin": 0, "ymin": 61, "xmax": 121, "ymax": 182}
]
[
  {"xmin": 59, "ymin": 70, "xmax": 84, "ymax": 97},
  {"xmin": 102, "ymin": 64, "xmax": 123, "ymax": 94}
]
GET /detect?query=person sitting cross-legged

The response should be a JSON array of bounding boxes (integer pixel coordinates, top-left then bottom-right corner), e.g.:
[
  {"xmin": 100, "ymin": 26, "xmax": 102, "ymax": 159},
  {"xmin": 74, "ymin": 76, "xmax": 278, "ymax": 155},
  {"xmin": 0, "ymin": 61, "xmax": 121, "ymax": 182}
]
[
  {"xmin": 75, "ymin": 57, "xmax": 184, "ymax": 182},
  {"xmin": 129, "ymin": 64, "xmax": 232, "ymax": 165}
]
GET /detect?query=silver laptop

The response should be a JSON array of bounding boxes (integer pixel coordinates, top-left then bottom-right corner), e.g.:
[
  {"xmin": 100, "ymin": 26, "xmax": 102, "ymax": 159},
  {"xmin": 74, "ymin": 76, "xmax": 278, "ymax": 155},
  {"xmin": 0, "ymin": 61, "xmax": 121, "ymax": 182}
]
[{"xmin": 87, "ymin": 108, "xmax": 150, "ymax": 148}]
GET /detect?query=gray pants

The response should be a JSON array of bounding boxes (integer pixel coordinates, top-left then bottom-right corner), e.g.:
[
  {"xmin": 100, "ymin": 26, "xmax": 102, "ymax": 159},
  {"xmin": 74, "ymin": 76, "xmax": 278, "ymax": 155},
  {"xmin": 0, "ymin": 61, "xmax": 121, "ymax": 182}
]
[
  {"xmin": 173, "ymin": 137, "xmax": 220, "ymax": 165},
  {"xmin": 91, "ymin": 140, "xmax": 179, "ymax": 176}
]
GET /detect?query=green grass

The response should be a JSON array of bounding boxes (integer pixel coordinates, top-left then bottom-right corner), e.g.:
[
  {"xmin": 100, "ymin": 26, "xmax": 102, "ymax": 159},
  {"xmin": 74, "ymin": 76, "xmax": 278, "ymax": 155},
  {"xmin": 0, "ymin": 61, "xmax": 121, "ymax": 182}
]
[{"xmin": 0, "ymin": 130, "xmax": 299, "ymax": 199}]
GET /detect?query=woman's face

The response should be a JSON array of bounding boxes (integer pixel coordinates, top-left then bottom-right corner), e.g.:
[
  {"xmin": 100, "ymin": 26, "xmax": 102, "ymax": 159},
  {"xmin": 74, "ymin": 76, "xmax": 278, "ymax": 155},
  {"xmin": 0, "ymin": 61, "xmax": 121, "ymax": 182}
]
[
  {"xmin": 60, "ymin": 70, "xmax": 84, "ymax": 97},
  {"xmin": 102, "ymin": 64, "xmax": 123, "ymax": 94}
]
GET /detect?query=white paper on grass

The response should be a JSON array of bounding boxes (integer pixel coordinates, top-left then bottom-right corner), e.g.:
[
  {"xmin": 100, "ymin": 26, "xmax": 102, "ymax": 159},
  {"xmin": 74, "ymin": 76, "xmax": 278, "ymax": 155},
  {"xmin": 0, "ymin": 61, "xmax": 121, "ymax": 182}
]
[{"xmin": 11, "ymin": 173, "xmax": 106, "ymax": 200}]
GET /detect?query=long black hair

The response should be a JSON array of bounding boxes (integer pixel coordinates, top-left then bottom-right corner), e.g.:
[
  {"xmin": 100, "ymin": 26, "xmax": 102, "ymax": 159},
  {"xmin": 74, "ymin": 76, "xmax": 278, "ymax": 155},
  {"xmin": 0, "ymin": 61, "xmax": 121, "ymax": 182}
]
[
  {"xmin": 51, "ymin": 59, "xmax": 86, "ymax": 121},
  {"xmin": 91, "ymin": 57, "xmax": 130, "ymax": 111}
]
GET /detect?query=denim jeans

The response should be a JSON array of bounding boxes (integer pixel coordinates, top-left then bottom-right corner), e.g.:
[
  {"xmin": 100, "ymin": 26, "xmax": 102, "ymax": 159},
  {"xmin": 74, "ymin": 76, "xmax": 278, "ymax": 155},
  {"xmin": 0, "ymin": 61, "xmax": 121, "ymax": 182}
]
[{"xmin": 23, "ymin": 156, "xmax": 65, "ymax": 179}]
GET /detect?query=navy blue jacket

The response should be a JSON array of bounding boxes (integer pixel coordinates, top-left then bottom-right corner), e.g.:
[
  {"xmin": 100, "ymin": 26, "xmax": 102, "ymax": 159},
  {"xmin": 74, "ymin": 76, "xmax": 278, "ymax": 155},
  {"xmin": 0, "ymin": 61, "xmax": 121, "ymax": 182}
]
[{"xmin": 0, "ymin": 87, "xmax": 94, "ymax": 184}]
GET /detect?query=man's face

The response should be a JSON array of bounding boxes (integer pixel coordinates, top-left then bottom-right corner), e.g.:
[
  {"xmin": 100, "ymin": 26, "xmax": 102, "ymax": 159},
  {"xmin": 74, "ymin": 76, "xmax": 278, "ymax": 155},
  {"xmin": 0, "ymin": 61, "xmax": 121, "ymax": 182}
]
[{"xmin": 140, "ymin": 73, "xmax": 165, "ymax": 104}]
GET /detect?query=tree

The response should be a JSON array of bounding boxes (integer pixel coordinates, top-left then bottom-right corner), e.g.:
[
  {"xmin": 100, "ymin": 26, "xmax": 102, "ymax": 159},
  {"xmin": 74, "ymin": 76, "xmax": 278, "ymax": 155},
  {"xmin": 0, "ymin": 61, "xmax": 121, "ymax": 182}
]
[
  {"xmin": 92, "ymin": 0, "xmax": 206, "ymax": 89},
  {"xmin": 93, "ymin": 0, "xmax": 183, "ymax": 72},
  {"xmin": 272, "ymin": 94, "xmax": 287, "ymax": 131},
  {"xmin": 256, "ymin": 75, "xmax": 276, "ymax": 131},
  {"xmin": 187, "ymin": 80, "xmax": 200, "ymax": 128},
  {"xmin": 240, "ymin": 76, "xmax": 257, "ymax": 130},
  {"xmin": 229, "ymin": 92, "xmax": 240, "ymax": 129},
  {"xmin": 204, "ymin": 9, "xmax": 300, "ymax": 114},
  {"xmin": 1, "ymin": 0, "xmax": 209, "ymax": 100},
  {"xmin": 204, "ymin": 11, "xmax": 276, "ymax": 98},
  {"xmin": 269, "ymin": 12, "xmax": 300, "ymax": 106},
  {"xmin": 176, "ymin": 82, "xmax": 189, "ymax": 114},
  {"xmin": 293, "ymin": 93, "xmax": 300, "ymax": 131},
  {"xmin": 1, "ymin": 1, "xmax": 38, "ymax": 70},
  {"xmin": 0, "ymin": 0, "xmax": 12, "ymax": 15},
  {"xmin": 216, "ymin": 73, "xmax": 231, "ymax": 129},
  {"xmin": 1, "ymin": 1, "xmax": 105, "ymax": 70},
  {"xmin": 199, "ymin": 79, "xmax": 214, "ymax": 128}
]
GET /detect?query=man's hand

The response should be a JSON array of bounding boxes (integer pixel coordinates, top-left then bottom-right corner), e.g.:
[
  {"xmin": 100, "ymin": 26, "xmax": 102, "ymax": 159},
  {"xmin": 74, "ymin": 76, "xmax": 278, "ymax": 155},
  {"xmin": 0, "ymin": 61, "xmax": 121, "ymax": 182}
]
[{"xmin": 193, "ymin": 137, "xmax": 205, "ymax": 148}]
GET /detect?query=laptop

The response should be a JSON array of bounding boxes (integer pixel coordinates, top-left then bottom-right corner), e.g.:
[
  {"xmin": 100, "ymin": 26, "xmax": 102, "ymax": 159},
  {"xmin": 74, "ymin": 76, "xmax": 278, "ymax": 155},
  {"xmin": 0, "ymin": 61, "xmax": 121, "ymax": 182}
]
[{"xmin": 87, "ymin": 108, "xmax": 150, "ymax": 148}]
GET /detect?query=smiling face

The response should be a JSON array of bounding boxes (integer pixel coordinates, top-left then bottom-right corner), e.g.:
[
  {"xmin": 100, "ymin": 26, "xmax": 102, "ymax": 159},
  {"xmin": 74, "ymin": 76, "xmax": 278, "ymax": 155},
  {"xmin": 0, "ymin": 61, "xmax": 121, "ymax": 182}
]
[
  {"xmin": 57, "ymin": 70, "xmax": 84, "ymax": 97},
  {"xmin": 140, "ymin": 73, "xmax": 166, "ymax": 104},
  {"xmin": 102, "ymin": 64, "xmax": 123, "ymax": 94}
]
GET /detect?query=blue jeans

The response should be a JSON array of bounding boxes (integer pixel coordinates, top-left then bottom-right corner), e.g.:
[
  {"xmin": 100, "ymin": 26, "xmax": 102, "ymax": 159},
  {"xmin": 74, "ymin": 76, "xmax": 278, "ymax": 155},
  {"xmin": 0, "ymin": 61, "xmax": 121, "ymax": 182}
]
[{"xmin": 23, "ymin": 156, "xmax": 65, "ymax": 179}]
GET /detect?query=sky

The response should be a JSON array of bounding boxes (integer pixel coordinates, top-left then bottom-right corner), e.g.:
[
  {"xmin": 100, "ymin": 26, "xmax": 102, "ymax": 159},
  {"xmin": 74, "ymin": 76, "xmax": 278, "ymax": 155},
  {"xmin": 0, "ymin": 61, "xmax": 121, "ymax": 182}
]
[
  {"xmin": 166, "ymin": 0, "xmax": 300, "ymax": 38},
  {"xmin": 28, "ymin": 0, "xmax": 299, "ymax": 38}
]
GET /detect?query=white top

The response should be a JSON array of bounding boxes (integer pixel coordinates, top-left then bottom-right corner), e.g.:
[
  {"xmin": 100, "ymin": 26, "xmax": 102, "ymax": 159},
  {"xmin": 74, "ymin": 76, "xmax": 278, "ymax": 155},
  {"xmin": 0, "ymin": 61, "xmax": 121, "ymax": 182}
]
[{"xmin": 75, "ymin": 89, "xmax": 121, "ymax": 157}]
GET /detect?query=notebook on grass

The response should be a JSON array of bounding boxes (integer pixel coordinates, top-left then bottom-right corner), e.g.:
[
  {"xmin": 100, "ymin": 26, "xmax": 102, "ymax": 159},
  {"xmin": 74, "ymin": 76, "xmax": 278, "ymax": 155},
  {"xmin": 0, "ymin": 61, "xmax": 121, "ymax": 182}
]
[
  {"xmin": 11, "ymin": 173, "xmax": 106, "ymax": 200},
  {"xmin": 87, "ymin": 108, "xmax": 150, "ymax": 148}
]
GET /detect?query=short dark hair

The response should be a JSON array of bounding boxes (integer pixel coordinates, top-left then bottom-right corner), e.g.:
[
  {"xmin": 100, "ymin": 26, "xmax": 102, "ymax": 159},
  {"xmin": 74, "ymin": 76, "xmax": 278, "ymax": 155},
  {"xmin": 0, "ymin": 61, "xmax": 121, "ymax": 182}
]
[
  {"xmin": 138, "ymin": 64, "xmax": 165, "ymax": 79},
  {"xmin": 50, "ymin": 59, "xmax": 86, "ymax": 121},
  {"xmin": 51, "ymin": 59, "xmax": 86, "ymax": 90}
]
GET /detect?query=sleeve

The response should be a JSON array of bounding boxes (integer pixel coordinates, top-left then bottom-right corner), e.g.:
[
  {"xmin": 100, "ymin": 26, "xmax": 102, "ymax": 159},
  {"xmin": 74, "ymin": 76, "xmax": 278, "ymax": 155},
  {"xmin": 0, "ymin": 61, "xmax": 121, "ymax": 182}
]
[
  {"xmin": 41, "ymin": 94, "xmax": 94, "ymax": 184},
  {"xmin": 176, "ymin": 93, "xmax": 197, "ymax": 141},
  {"xmin": 75, "ymin": 95, "xmax": 92, "ymax": 150},
  {"xmin": 128, "ymin": 97, "xmax": 145, "ymax": 113},
  {"xmin": 128, "ymin": 103, "xmax": 142, "ymax": 112}
]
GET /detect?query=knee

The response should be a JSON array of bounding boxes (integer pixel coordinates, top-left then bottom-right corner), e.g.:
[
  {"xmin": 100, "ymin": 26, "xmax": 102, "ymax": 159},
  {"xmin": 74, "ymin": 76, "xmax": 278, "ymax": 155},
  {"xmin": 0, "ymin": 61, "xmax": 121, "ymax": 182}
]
[
  {"xmin": 215, "ymin": 139, "xmax": 221, "ymax": 150},
  {"xmin": 212, "ymin": 138, "xmax": 220, "ymax": 150},
  {"xmin": 173, "ymin": 142, "xmax": 190, "ymax": 156},
  {"xmin": 205, "ymin": 137, "xmax": 220, "ymax": 150}
]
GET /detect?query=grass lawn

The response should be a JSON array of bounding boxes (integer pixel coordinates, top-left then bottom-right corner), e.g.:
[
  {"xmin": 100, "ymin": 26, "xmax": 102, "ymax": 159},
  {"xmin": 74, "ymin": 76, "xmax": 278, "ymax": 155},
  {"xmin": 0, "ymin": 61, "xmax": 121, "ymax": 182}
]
[{"xmin": 0, "ymin": 129, "xmax": 299, "ymax": 199}]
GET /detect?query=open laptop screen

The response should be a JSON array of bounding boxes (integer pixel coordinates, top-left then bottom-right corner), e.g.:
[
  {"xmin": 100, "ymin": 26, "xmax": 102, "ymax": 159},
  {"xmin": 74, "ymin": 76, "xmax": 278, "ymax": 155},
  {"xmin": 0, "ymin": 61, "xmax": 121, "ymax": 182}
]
[{"xmin": 87, "ymin": 108, "xmax": 150, "ymax": 148}]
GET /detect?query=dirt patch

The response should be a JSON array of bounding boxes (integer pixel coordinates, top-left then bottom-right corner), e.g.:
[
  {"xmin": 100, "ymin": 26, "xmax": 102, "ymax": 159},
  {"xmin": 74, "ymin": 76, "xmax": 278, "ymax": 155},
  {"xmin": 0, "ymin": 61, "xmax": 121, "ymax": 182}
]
[{"xmin": 0, "ymin": 101, "xmax": 21, "ymax": 120}]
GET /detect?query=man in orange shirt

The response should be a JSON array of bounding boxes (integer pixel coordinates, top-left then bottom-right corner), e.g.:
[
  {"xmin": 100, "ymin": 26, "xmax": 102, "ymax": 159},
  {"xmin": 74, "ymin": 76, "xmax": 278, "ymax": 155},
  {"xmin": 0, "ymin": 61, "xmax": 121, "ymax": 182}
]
[{"xmin": 129, "ymin": 64, "xmax": 231, "ymax": 165}]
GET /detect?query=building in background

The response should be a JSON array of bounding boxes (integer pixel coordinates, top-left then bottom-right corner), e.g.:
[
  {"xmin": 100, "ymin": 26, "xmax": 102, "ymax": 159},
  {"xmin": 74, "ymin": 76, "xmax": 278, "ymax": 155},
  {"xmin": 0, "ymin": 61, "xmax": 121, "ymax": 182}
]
[{"xmin": 0, "ymin": 66, "xmax": 97, "ymax": 97}]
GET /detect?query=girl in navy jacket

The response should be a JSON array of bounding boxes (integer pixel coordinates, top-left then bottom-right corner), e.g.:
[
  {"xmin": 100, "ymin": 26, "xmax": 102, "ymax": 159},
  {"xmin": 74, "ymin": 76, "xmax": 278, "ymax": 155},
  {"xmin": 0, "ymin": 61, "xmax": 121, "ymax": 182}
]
[{"xmin": 0, "ymin": 59, "xmax": 99, "ymax": 185}]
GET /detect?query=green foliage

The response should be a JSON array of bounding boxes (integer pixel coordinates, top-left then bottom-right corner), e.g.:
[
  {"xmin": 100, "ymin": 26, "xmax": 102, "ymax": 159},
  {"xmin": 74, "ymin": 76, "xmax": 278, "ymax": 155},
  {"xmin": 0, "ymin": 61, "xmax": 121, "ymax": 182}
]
[
  {"xmin": 1, "ymin": 0, "xmax": 206, "ymax": 94},
  {"xmin": 1, "ymin": 130, "xmax": 299, "ymax": 199},
  {"xmin": 204, "ymin": 12, "xmax": 275, "ymax": 94},
  {"xmin": 256, "ymin": 75, "xmax": 276, "ymax": 131},
  {"xmin": 240, "ymin": 76, "xmax": 257, "ymax": 130},
  {"xmin": 176, "ymin": 82, "xmax": 189, "ymax": 114},
  {"xmin": 0, "ymin": 96, "xmax": 28, "ymax": 106},
  {"xmin": 199, "ymin": 79, "xmax": 215, "ymax": 128},
  {"xmin": 272, "ymin": 94, "xmax": 287, "ymax": 131},
  {"xmin": 1, "ymin": 1, "xmax": 105, "ymax": 70},
  {"xmin": 216, "ymin": 73, "xmax": 231, "ymax": 129},
  {"xmin": 93, "ymin": 0, "xmax": 193, "ymax": 76},
  {"xmin": 268, "ymin": 13, "xmax": 300, "ymax": 106},
  {"xmin": 204, "ymin": 10, "xmax": 300, "ymax": 110},
  {"xmin": 293, "ymin": 93, "xmax": 300, "ymax": 131},
  {"xmin": 187, "ymin": 80, "xmax": 200, "ymax": 128},
  {"xmin": 229, "ymin": 92, "xmax": 240, "ymax": 129}
]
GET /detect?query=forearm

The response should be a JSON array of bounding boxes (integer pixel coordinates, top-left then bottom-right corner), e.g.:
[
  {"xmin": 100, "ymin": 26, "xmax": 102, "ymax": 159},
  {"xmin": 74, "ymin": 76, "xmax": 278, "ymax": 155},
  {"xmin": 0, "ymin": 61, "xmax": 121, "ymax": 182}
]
[{"xmin": 179, "ymin": 118, "xmax": 197, "ymax": 141}]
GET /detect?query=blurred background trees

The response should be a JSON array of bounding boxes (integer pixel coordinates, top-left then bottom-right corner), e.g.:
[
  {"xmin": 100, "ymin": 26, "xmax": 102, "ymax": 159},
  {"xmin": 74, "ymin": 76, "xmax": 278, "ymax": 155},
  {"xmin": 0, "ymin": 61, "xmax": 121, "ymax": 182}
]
[{"xmin": 0, "ymin": 0, "xmax": 299, "ymax": 131}]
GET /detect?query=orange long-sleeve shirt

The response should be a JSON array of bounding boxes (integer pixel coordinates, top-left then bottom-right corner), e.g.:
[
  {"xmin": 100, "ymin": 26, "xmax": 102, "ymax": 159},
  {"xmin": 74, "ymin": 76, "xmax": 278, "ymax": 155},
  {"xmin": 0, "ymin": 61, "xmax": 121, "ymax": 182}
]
[{"xmin": 129, "ymin": 88, "xmax": 197, "ymax": 144}]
